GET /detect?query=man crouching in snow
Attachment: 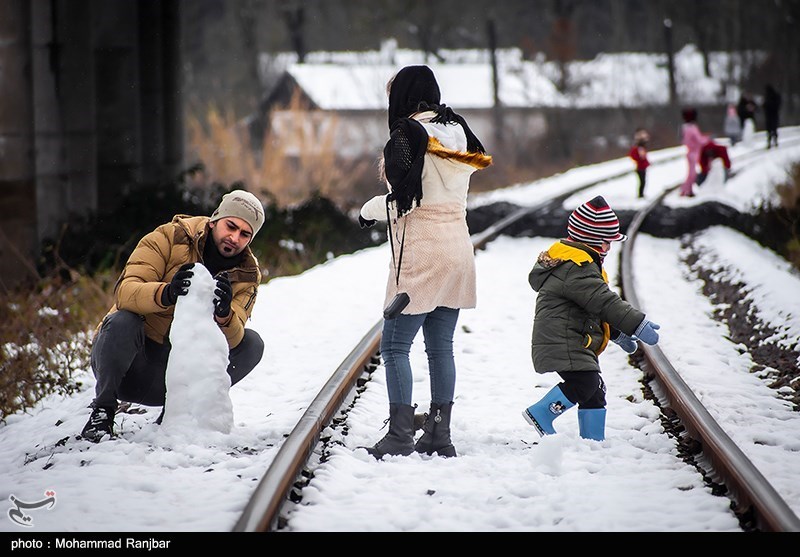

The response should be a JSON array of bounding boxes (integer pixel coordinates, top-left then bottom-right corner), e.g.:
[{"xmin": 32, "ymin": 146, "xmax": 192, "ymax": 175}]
[{"xmin": 80, "ymin": 190, "xmax": 265, "ymax": 442}]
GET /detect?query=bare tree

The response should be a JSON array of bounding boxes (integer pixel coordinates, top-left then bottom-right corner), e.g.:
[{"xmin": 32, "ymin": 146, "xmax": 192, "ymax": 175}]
[
  {"xmin": 487, "ymin": 17, "xmax": 503, "ymax": 144},
  {"xmin": 235, "ymin": 0, "xmax": 265, "ymax": 114},
  {"xmin": 548, "ymin": 0, "xmax": 577, "ymax": 92},
  {"xmin": 688, "ymin": 0, "xmax": 714, "ymax": 77},
  {"xmin": 280, "ymin": 1, "xmax": 307, "ymax": 63},
  {"xmin": 663, "ymin": 16, "xmax": 677, "ymax": 108}
]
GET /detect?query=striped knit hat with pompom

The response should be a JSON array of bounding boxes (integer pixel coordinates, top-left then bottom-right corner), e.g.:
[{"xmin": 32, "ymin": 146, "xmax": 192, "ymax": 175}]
[{"xmin": 567, "ymin": 195, "xmax": 627, "ymax": 249}]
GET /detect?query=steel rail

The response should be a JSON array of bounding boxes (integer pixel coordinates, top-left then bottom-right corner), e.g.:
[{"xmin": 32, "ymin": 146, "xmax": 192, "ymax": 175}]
[
  {"xmin": 232, "ymin": 194, "xmax": 595, "ymax": 531},
  {"xmin": 619, "ymin": 183, "xmax": 800, "ymax": 532},
  {"xmin": 234, "ymin": 320, "xmax": 383, "ymax": 531},
  {"xmin": 232, "ymin": 202, "xmax": 565, "ymax": 531}
]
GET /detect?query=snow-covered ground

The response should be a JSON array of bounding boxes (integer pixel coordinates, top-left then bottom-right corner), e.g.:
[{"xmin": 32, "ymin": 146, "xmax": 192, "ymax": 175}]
[{"xmin": 2, "ymin": 129, "xmax": 799, "ymax": 536}]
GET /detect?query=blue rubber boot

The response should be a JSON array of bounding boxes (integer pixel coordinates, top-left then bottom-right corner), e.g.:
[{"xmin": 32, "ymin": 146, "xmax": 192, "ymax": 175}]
[
  {"xmin": 522, "ymin": 385, "xmax": 575, "ymax": 437},
  {"xmin": 578, "ymin": 408, "xmax": 606, "ymax": 441}
]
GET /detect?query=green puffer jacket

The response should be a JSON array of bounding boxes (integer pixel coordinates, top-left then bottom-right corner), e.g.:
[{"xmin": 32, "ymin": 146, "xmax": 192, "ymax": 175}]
[
  {"xmin": 99, "ymin": 214, "xmax": 261, "ymax": 349},
  {"xmin": 528, "ymin": 239, "xmax": 644, "ymax": 374}
]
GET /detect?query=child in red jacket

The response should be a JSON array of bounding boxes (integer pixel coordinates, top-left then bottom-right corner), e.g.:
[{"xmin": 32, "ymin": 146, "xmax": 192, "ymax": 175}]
[
  {"xmin": 628, "ymin": 128, "xmax": 650, "ymax": 198},
  {"xmin": 697, "ymin": 140, "xmax": 732, "ymax": 185}
]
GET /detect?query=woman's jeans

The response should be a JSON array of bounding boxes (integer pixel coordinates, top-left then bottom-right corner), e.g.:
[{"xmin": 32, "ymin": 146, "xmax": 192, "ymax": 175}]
[
  {"xmin": 90, "ymin": 310, "xmax": 264, "ymax": 409},
  {"xmin": 380, "ymin": 306, "xmax": 460, "ymax": 406}
]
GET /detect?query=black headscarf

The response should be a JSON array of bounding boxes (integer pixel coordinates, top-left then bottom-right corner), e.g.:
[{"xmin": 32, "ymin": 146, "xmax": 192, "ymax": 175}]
[
  {"xmin": 387, "ymin": 65, "xmax": 485, "ymax": 154},
  {"xmin": 388, "ymin": 65, "xmax": 441, "ymax": 129},
  {"xmin": 384, "ymin": 66, "xmax": 486, "ymax": 215}
]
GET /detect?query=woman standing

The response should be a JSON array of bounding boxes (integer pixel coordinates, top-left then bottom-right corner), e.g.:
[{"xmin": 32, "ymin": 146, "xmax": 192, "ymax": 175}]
[{"xmin": 358, "ymin": 65, "xmax": 492, "ymax": 459}]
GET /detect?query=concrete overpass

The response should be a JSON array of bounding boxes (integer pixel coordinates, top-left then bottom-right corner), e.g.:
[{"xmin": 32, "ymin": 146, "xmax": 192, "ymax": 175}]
[{"xmin": 0, "ymin": 0, "xmax": 183, "ymax": 288}]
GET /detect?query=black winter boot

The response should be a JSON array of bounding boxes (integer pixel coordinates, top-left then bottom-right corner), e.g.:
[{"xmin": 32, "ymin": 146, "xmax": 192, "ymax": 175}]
[
  {"xmin": 366, "ymin": 403, "xmax": 416, "ymax": 459},
  {"xmin": 413, "ymin": 411, "xmax": 428, "ymax": 432},
  {"xmin": 80, "ymin": 405, "xmax": 116, "ymax": 443},
  {"xmin": 414, "ymin": 402, "xmax": 456, "ymax": 457}
]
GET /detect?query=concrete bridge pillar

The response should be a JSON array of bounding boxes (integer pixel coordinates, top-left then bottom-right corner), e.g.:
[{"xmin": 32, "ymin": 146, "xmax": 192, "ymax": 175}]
[{"xmin": 0, "ymin": 0, "xmax": 38, "ymax": 288}]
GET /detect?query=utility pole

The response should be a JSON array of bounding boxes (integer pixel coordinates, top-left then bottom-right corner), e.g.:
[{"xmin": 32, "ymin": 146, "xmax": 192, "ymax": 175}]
[
  {"xmin": 487, "ymin": 17, "xmax": 503, "ymax": 145},
  {"xmin": 0, "ymin": 0, "xmax": 38, "ymax": 287},
  {"xmin": 663, "ymin": 18, "xmax": 677, "ymax": 108}
]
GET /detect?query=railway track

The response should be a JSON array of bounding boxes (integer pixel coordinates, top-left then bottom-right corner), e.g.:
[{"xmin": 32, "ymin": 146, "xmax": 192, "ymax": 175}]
[
  {"xmin": 234, "ymin": 134, "xmax": 800, "ymax": 532},
  {"xmin": 621, "ymin": 185, "xmax": 800, "ymax": 533}
]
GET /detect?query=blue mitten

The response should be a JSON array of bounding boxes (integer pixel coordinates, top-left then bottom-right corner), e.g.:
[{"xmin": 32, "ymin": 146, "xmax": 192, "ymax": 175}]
[
  {"xmin": 635, "ymin": 319, "xmax": 660, "ymax": 345},
  {"xmin": 612, "ymin": 332, "xmax": 639, "ymax": 354}
]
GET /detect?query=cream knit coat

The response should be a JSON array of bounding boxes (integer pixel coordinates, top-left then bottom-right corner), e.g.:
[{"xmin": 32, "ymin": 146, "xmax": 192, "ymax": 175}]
[{"xmin": 360, "ymin": 111, "xmax": 492, "ymax": 315}]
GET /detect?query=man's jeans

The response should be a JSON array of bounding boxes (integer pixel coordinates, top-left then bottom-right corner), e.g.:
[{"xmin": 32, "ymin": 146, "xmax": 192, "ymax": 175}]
[
  {"xmin": 380, "ymin": 306, "xmax": 460, "ymax": 406},
  {"xmin": 90, "ymin": 310, "xmax": 264, "ymax": 409}
]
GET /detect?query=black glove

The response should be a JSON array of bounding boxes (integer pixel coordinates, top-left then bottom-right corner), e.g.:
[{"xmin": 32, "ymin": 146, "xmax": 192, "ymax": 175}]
[
  {"xmin": 161, "ymin": 263, "xmax": 194, "ymax": 306},
  {"xmin": 359, "ymin": 215, "xmax": 377, "ymax": 229},
  {"xmin": 213, "ymin": 272, "xmax": 233, "ymax": 319}
]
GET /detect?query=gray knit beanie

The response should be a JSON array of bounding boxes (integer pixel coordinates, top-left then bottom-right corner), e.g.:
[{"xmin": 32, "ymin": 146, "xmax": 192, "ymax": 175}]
[{"xmin": 209, "ymin": 190, "xmax": 265, "ymax": 237}]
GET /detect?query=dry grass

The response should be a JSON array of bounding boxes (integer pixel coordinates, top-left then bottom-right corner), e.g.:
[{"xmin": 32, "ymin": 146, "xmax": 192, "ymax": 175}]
[
  {"xmin": 774, "ymin": 161, "xmax": 800, "ymax": 270},
  {"xmin": 775, "ymin": 161, "xmax": 800, "ymax": 210},
  {"xmin": 0, "ymin": 259, "xmax": 115, "ymax": 421},
  {"xmin": 186, "ymin": 93, "xmax": 373, "ymax": 210},
  {"xmin": 183, "ymin": 93, "xmax": 567, "ymax": 213}
]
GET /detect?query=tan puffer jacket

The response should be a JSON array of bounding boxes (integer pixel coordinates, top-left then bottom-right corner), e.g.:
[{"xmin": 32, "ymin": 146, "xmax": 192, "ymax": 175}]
[{"xmin": 99, "ymin": 214, "xmax": 261, "ymax": 349}]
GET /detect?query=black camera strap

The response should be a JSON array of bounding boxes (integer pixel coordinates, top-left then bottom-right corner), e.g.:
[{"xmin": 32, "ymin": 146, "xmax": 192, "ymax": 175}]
[{"xmin": 386, "ymin": 198, "xmax": 406, "ymax": 287}]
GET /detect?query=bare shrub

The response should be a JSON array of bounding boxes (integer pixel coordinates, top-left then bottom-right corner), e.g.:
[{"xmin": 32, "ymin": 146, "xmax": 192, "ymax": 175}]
[
  {"xmin": 0, "ymin": 263, "xmax": 114, "ymax": 421},
  {"xmin": 774, "ymin": 162, "xmax": 800, "ymax": 270}
]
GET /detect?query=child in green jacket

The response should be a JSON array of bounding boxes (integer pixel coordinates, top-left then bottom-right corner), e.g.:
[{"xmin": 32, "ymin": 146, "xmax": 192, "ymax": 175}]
[{"xmin": 522, "ymin": 196, "xmax": 660, "ymax": 441}]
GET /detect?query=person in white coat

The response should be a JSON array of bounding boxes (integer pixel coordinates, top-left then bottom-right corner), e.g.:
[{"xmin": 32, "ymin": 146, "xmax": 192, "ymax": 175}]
[{"xmin": 358, "ymin": 65, "xmax": 492, "ymax": 459}]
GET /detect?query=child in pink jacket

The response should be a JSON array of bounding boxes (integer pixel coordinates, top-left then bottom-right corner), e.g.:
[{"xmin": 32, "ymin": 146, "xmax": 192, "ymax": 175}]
[
  {"xmin": 680, "ymin": 108, "xmax": 706, "ymax": 197},
  {"xmin": 680, "ymin": 107, "xmax": 732, "ymax": 196}
]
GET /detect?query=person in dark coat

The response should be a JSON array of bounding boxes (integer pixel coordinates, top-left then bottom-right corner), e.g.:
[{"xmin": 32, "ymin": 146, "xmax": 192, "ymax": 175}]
[
  {"xmin": 763, "ymin": 84, "xmax": 782, "ymax": 149},
  {"xmin": 737, "ymin": 93, "xmax": 757, "ymax": 130},
  {"xmin": 521, "ymin": 196, "xmax": 661, "ymax": 441}
]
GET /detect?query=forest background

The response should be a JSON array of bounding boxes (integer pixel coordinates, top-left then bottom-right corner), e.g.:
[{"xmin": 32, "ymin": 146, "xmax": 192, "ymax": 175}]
[
  {"xmin": 183, "ymin": 0, "xmax": 798, "ymax": 122},
  {"xmin": 180, "ymin": 0, "xmax": 798, "ymax": 212}
]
